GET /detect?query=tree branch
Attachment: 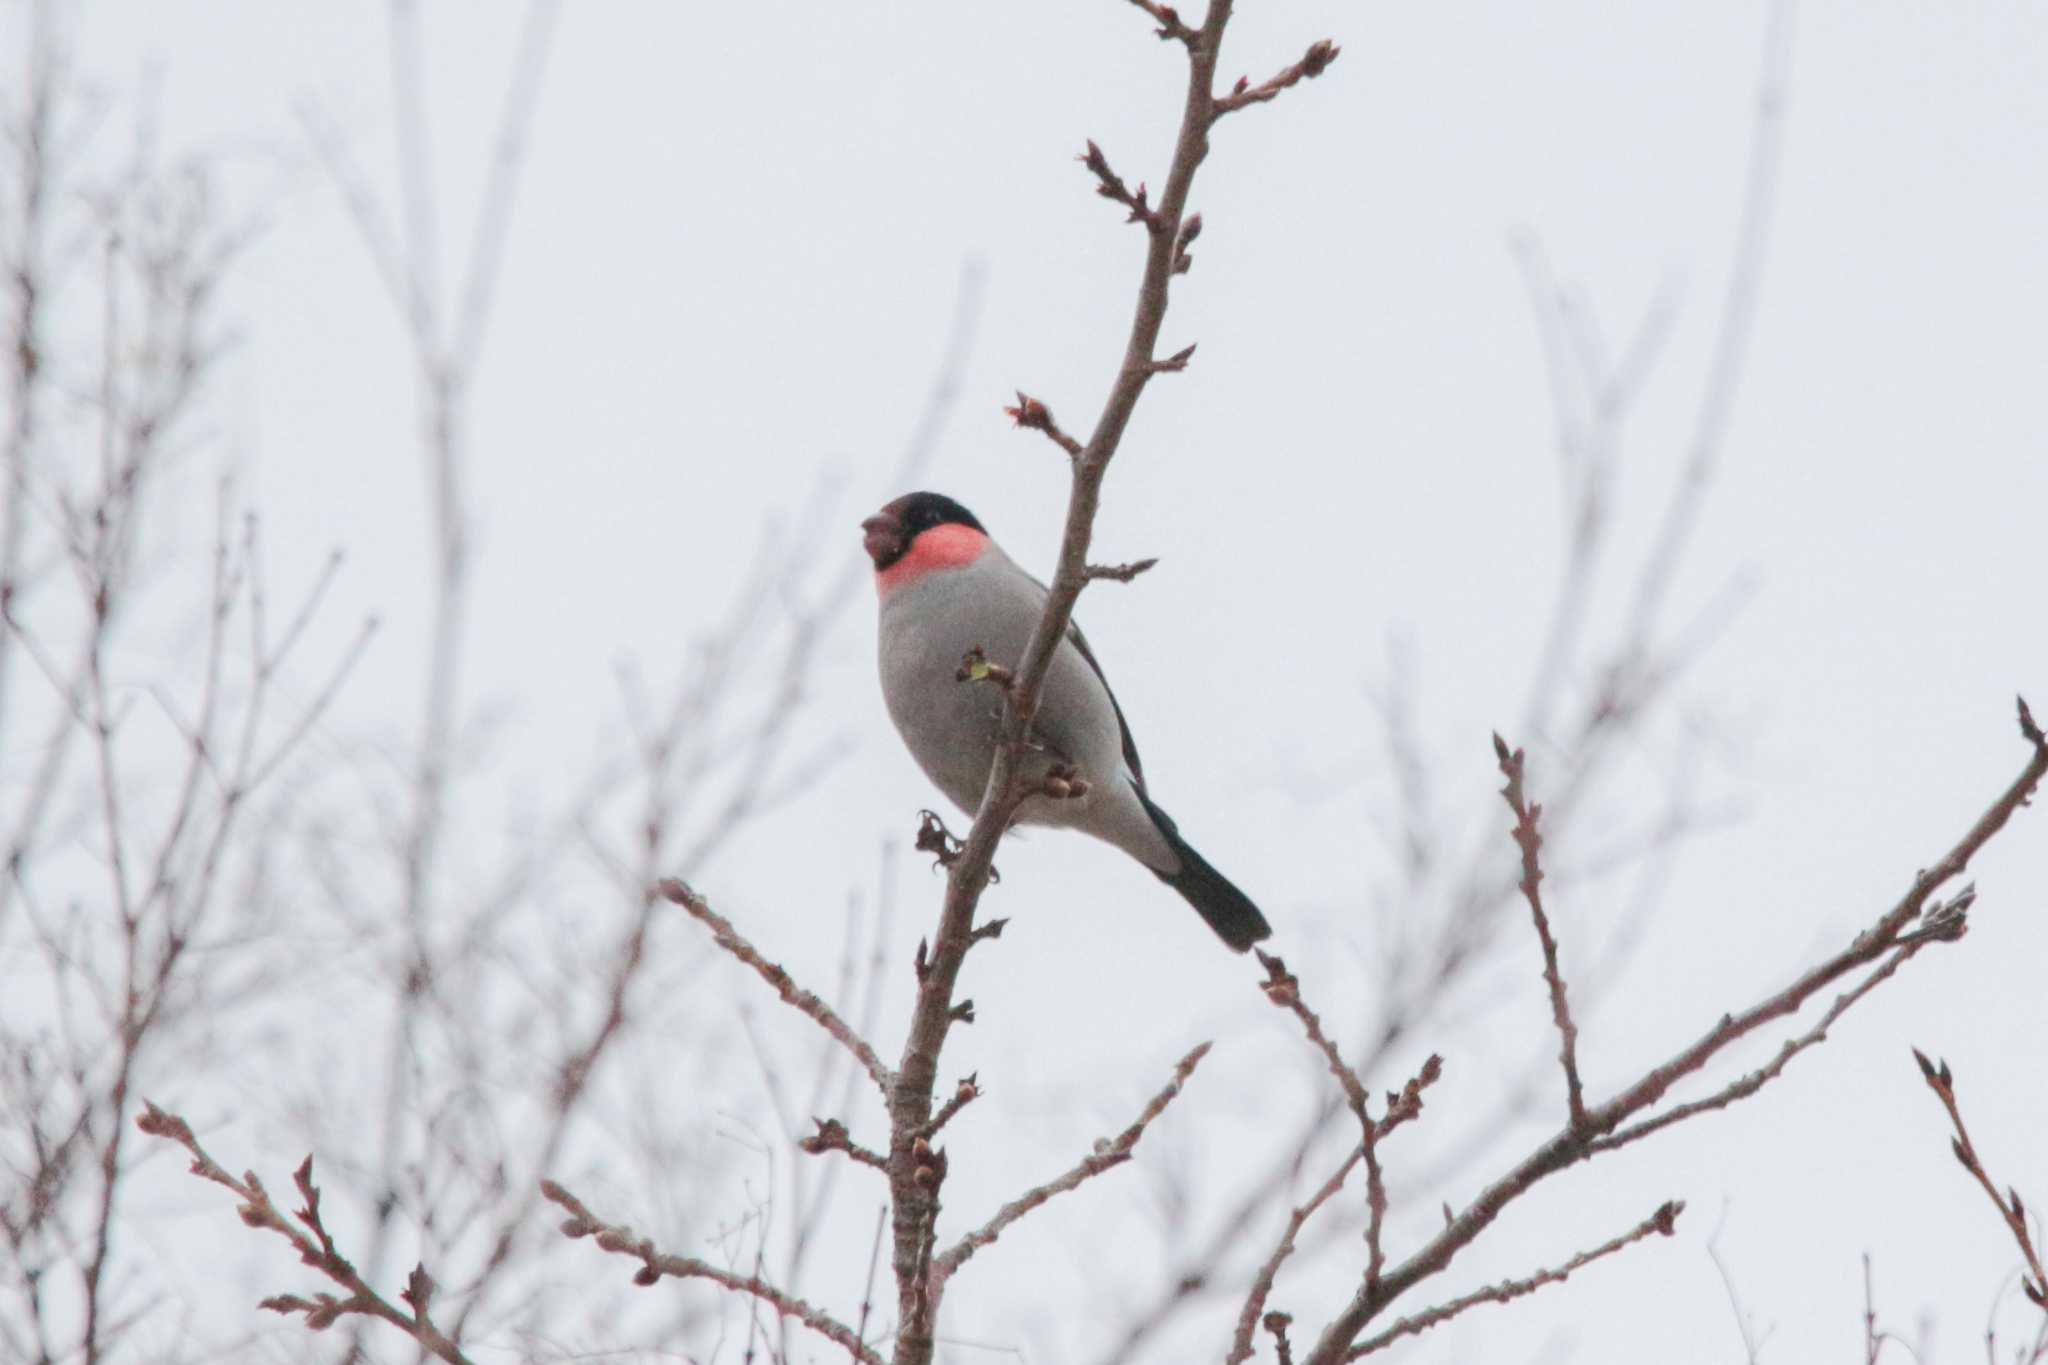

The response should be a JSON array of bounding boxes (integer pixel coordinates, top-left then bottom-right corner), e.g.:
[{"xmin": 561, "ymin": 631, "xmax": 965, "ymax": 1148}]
[
  {"xmin": 1125, "ymin": 0, "xmax": 1199, "ymax": 46},
  {"xmin": 1212, "ymin": 39, "xmax": 1341, "ymax": 119},
  {"xmin": 1297, "ymin": 703, "xmax": 2047, "ymax": 1364},
  {"xmin": 881, "ymin": 5, "xmax": 1330, "ymax": 1359},
  {"xmin": 1911, "ymin": 1049, "xmax": 2048, "ymax": 1310},
  {"xmin": 932, "ymin": 1042, "xmax": 1210, "ymax": 1285},
  {"xmin": 1493, "ymin": 734, "xmax": 1589, "ymax": 1131},
  {"xmin": 540, "ymin": 1179, "xmax": 884, "ymax": 1365},
  {"xmin": 1343, "ymin": 1201, "xmax": 1685, "ymax": 1358},
  {"xmin": 658, "ymin": 878, "xmax": 890, "ymax": 1098},
  {"xmin": 1004, "ymin": 391, "xmax": 1084, "ymax": 458},
  {"xmin": 133, "ymin": 1105, "xmax": 474, "ymax": 1364},
  {"xmin": 1085, "ymin": 557, "xmax": 1160, "ymax": 583}
]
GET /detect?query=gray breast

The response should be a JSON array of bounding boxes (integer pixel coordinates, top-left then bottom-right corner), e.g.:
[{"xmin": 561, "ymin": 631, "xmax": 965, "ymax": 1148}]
[{"xmin": 877, "ymin": 552, "xmax": 1128, "ymax": 817}]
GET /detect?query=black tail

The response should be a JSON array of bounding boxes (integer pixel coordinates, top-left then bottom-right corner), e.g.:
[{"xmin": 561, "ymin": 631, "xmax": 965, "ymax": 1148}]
[{"xmin": 1137, "ymin": 793, "xmax": 1272, "ymax": 952}]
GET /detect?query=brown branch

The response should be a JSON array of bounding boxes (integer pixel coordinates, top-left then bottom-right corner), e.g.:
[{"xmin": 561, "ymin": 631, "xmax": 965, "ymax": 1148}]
[
  {"xmin": 1257, "ymin": 951, "xmax": 1370, "ymax": 1127},
  {"xmin": 1253, "ymin": 954, "xmax": 1444, "ymax": 1314},
  {"xmin": 1912, "ymin": 1050, "xmax": 2048, "ymax": 1310},
  {"xmin": 798, "ymin": 1118, "xmax": 888, "ymax": 1172},
  {"xmin": 1297, "ymin": 704, "xmax": 2048, "ymax": 1365},
  {"xmin": 1126, "ymin": 0, "xmax": 1199, "ymax": 45},
  {"xmin": 1266, "ymin": 1311, "xmax": 1297, "ymax": 1365},
  {"xmin": 882, "ymin": 7, "xmax": 1337, "ymax": 1360},
  {"xmin": 1227, "ymin": 1147, "xmax": 1362, "ymax": 1365},
  {"xmin": 921, "ymin": 1075, "xmax": 982, "ymax": 1138},
  {"xmin": 1212, "ymin": 39, "xmax": 1341, "ymax": 119},
  {"xmin": 1085, "ymin": 557, "xmax": 1160, "ymax": 583},
  {"xmin": 1586, "ymin": 891, "xmax": 1968, "ymax": 1155},
  {"xmin": 1079, "ymin": 140, "xmax": 1163, "ymax": 234},
  {"xmin": 1005, "ymin": 392, "xmax": 1085, "ymax": 458},
  {"xmin": 932, "ymin": 1042, "xmax": 1209, "ymax": 1285},
  {"xmin": 657, "ymin": 878, "xmax": 890, "ymax": 1097},
  {"xmin": 540, "ymin": 1179, "xmax": 883, "ymax": 1365},
  {"xmin": 1343, "ymin": 1201, "xmax": 1684, "ymax": 1358},
  {"xmin": 1493, "ymin": 734, "xmax": 1589, "ymax": 1131},
  {"xmin": 133, "ymin": 1105, "xmax": 473, "ymax": 1364}
]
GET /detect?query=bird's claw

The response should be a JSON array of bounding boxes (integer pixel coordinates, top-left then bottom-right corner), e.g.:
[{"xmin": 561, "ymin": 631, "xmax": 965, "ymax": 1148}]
[
  {"xmin": 914, "ymin": 809, "xmax": 1000, "ymax": 882},
  {"xmin": 915, "ymin": 810, "xmax": 964, "ymax": 867}
]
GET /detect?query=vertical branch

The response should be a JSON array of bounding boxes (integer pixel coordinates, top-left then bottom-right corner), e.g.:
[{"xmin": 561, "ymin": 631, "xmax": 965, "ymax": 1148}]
[
  {"xmin": 1911, "ymin": 1050, "xmax": 2048, "ymax": 1311},
  {"xmin": 1493, "ymin": 735, "xmax": 1588, "ymax": 1131},
  {"xmin": 1623, "ymin": 0, "xmax": 1796, "ymax": 642},
  {"xmin": 881, "ymin": 5, "xmax": 1336, "ymax": 1361}
]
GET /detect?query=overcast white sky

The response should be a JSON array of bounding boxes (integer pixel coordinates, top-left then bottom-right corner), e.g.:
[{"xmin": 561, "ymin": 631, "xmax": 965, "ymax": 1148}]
[{"xmin": 24, "ymin": 1, "xmax": 2048, "ymax": 1361}]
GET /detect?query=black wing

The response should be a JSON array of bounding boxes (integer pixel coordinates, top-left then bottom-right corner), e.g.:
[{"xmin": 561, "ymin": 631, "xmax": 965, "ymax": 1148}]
[{"xmin": 1065, "ymin": 618, "xmax": 1148, "ymax": 793}]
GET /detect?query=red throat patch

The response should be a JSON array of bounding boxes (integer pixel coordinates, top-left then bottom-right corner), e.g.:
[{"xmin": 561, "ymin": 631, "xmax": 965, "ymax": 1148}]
[{"xmin": 876, "ymin": 523, "xmax": 989, "ymax": 594}]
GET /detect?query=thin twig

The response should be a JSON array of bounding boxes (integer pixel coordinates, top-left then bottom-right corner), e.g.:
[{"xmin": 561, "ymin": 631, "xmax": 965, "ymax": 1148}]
[
  {"xmin": 133, "ymin": 1106, "xmax": 474, "ymax": 1364},
  {"xmin": 797, "ymin": 1117, "xmax": 889, "ymax": 1172},
  {"xmin": 1085, "ymin": 558, "xmax": 1160, "ymax": 583},
  {"xmin": 932, "ymin": 1043, "xmax": 1210, "ymax": 1285},
  {"xmin": 921, "ymin": 1075, "xmax": 982, "ymax": 1138},
  {"xmin": 1004, "ymin": 392, "xmax": 1084, "ymax": 458},
  {"xmin": 1298, "ymin": 705, "xmax": 2047, "ymax": 1365},
  {"xmin": 1212, "ymin": 40, "xmax": 1341, "ymax": 119},
  {"xmin": 1493, "ymin": 733, "xmax": 1589, "ymax": 1131},
  {"xmin": 1125, "ymin": 0, "xmax": 1199, "ymax": 45},
  {"xmin": 1344, "ymin": 1201, "xmax": 1684, "ymax": 1358},
  {"xmin": 658, "ymin": 878, "xmax": 890, "ymax": 1096},
  {"xmin": 1226, "ymin": 1148, "xmax": 1362, "ymax": 1365},
  {"xmin": 1912, "ymin": 1050, "xmax": 2048, "ymax": 1311},
  {"xmin": 540, "ymin": 1179, "xmax": 884, "ymax": 1365}
]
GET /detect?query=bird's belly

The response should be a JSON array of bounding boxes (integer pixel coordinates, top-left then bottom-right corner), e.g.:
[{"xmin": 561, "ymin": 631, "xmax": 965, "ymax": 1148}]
[{"xmin": 877, "ymin": 564, "xmax": 1130, "ymax": 822}]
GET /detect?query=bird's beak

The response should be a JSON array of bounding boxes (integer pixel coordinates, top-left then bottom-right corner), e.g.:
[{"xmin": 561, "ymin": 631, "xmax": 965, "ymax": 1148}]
[{"xmin": 861, "ymin": 512, "xmax": 905, "ymax": 567}]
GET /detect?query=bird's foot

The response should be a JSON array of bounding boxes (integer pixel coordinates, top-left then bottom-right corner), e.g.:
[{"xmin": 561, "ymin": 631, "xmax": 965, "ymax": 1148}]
[
  {"xmin": 915, "ymin": 810, "xmax": 965, "ymax": 868},
  {"xmin": 914, "ymin": 809, "xmax": 999, "ymax": 882}
]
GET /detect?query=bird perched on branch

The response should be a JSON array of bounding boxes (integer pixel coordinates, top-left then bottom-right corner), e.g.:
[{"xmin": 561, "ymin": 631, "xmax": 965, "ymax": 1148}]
[{"xmin": 862, "ymin": 490, "xmax": 1271, "ymax": 951}]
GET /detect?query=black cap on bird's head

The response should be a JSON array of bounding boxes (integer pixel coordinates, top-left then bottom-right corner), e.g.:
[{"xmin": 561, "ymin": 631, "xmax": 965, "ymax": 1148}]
[{"xmin": 861, "ymin": 491, "xmax": 986, "ymax": 571}]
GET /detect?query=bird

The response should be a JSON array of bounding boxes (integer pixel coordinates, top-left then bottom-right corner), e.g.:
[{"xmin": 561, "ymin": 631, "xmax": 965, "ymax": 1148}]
[{"xmin": 862, "ymin": 490, "xmax": 1272, "ymax": 951}]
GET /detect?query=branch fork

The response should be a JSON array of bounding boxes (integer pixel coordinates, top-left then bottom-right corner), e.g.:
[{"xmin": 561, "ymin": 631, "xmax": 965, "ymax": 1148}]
[{"xmin": 1080, "ymin": 140, "xmax": 1165, "ymax": 234}]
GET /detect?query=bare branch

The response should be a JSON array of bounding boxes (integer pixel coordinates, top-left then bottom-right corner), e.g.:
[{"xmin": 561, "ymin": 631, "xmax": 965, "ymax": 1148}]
[
  {"xmin": 1005, "ymin": 391, "xmax": 1085, "ymax": 458},
  {"xmin": 1298, "ymin": 709, "xmax": 2047, "ymax": 1364},
  {"xmin": 1343, "ymin": 1201, "xmax": 1685, "ymax": 1358},
  {"xmin": 1257, "ymin": 950, "xmax": 1370, "ymax": 1128},
  {"xmin": 1079, "ymin": 139, "xmax": 1163, "ymax": 234},
  {"xmin": 658, "ymin": 878, "xmax": 890, "ymax": 1097},
  {"xmin": 1492, "ymin": 733, "xmax": 1589, "ymax": 1131},
  {"xmin": 1912, "ymin": 1050, "xmax": 2048, "ymax": 1310},
  {"xmin": 540, "ymin": 1179, "xmax": 884, "ymax": 1365},
  {"xmin": 1227, "ymin": 1147, "xmax": 1362, "ymax": 1365},
  {"xmin": 1266, "ymin": 1311, "xmax": 1297, "ymax": 1365},
  {"xmin": 1125, "ymin": 0, "xmax": 1199, "ymax": 45},
  {"xmin": 1085, "ymin": 557, "xmax": 1160, "ymax": 584},
  {"xmin": 798, "ymin": 1117, "xmax": 889, "ymax": 1172},
  {"xmin": 921, "ymin": 1075, "xmax": 982, "ymax": 1138},
  {"xmin": 933, "ymin": 1042, "xmax": 1210, "ymax": 1284},
  {"xmin": 1212, "ymin": 39, "xmax": 1342, "ymax": 119},
  {"xmin": 1586, "ymin": 890, "xmax": 1969, "ymax": 1155},
  {"xmin": 133, "ymin": 1106, "xmax": 475, "ymax": 1364},
  {"xmin": 882, "ymin": 7, "xmax": 1341, "ymax": 1358}
]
